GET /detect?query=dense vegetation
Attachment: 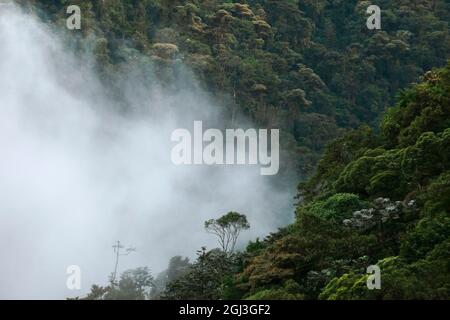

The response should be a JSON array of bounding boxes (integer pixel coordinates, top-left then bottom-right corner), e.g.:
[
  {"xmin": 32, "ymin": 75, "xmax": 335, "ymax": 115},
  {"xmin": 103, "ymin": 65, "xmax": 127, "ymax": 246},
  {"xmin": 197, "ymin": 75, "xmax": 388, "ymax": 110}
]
[
  {"xmin": 25, "ymin": 0, "xmax": 450, "ymax": 176},
  {"xmin": 233, "ymin": 63, "xmax": 450, "ymax": 299},
  {"xmin": 20, "ymin": 0, "xmax": 450, "ymax": 299},
  {"xmin": 143, "ymin": 62, "xmax": 449, "ymax": 300}
]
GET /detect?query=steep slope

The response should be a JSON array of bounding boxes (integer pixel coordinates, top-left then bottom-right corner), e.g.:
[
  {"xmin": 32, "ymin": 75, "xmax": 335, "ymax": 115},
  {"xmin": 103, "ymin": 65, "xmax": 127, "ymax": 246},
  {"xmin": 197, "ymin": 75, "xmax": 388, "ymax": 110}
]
[
  {"xmin": 235, "ymin": 63, "xmax": 450, "ymax": 299},
  {"xmin": 20, "ymin": 0, "xmax": 450, "ymax": 177}
]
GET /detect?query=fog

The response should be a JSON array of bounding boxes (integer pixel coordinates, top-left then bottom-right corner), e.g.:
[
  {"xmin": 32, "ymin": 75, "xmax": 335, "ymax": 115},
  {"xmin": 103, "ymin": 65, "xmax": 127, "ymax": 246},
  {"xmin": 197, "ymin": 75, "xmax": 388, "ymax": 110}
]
[{"xmin": 0, "ymin": 5, "xmax": 294, "ymax": 299}]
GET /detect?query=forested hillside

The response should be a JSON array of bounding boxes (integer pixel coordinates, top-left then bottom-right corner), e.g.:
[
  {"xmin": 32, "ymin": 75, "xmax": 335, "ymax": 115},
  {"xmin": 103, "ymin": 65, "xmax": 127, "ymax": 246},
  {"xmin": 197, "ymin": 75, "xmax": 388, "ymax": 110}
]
[
  {"xmin": 23, "ymin": 0, "xmax": 450, "ymax": 176},
  {"xmin": 16, "ymin": 0, "xmax": 450, "ymax": 299},
  {"xmin": 234, "ymin": 63, "xmax": 450, "ymax": 299},
  {"xmin": 139, "ymin": 63, "xmax": 449, "ymax": 300}
]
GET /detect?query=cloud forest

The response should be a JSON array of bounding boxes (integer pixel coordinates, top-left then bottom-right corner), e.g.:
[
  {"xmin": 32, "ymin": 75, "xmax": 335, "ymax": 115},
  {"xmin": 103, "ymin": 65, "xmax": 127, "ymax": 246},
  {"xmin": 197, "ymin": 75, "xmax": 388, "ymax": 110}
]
[{"xmin": 0, "ymin": 0, "xmax": 449, "ymax": 301}]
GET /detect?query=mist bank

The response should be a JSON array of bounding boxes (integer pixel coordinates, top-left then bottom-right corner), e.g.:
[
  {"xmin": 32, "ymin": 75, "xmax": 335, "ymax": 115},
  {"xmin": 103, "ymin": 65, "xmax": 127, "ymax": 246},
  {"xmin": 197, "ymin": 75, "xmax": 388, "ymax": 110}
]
[{"xmin": 0, "ymin": 5, "xmax": 295, "ymax": 299}]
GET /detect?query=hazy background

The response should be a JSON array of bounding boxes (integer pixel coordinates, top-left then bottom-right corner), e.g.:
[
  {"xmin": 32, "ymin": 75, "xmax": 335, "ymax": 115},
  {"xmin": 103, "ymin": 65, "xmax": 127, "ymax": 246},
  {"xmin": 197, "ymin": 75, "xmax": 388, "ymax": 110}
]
[{"xmin": 0, "ymin": 5, "xmax": 294, "ymax": 299}]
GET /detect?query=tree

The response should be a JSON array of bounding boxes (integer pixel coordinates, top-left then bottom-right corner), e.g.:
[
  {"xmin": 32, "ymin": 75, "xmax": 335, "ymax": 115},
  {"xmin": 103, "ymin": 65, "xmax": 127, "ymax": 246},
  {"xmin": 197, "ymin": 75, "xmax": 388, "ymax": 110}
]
[
  {"xmin": 84, "ymin": 267, "xmax": 153, "ymax": 300},
  {"xmin": 205, "ymin": 212, "xmax": 250, "ymax": 254},
  {"xmin": 150, "ymin": 256, "xmax": 191, "ymax": 299},
  {"xmin": 162, "ymin": 247, "xmax": 240, "ymax": 300}
]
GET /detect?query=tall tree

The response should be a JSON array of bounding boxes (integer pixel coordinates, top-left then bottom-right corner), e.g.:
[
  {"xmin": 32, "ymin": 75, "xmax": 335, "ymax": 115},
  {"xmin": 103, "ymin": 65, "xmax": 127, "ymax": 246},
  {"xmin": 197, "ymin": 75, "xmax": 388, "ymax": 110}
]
[{"xmin": 205, "ymin": 211, "xmax": 250, "ymax": 254}]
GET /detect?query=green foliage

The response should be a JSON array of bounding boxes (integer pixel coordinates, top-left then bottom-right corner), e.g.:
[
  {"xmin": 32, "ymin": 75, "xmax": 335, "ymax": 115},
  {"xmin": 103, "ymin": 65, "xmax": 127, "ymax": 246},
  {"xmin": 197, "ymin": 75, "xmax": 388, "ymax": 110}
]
[
  {"xmin": 205, "ymin": 211, "xmax": 250, "ymax": 253},
  {"xmin": 28, "ymin": 0, "xmax": 450, "ymax": 178},
  {"xmin": 298, "ymin": 125, "xmax": 375, "ymax": 199},
  {"xmin": 237, "ymin": 63, "xmax": 450, "ymax": 300},
  {"xmin": 321, "ymin": 241, "xmax": 450, "ymax": 300},
  {"xmin": 333, "ymin": 127, "xmax": 450, "ymax": 198},
  {"xmin": 149, "ymin": 256, "xmax": 191, "ymax": 299},
  {"xmin": 39, "ymin": 0, "xmax": 450, "ymax": 300},
  {"xmin": 84, "ymin": 267, "xmax": 153, "ymax": 300},
  {"xmin": 298, "ymin": 193, "xmax": 369, "ymax": 222},
  {"xmin": 400, "ymin": 213, "xmax": 450, "ymax": 262},
  {"xmin": 245, "ymin": 280, "xmax": 305, "ymax": 300},
  {"xmin": 421, "ymin": 171, "xmax": 450, "ymax": 215},
  {"xmin": 162, "ymin": 247, "xmax": 241, "ymax": 300},
  {"xmin": 246, "ymin": 238, "xmax": 266, "ymax": 254},
  {"xmin": 236, "ymin": 212, "xmax": 376, "ymax": 296}
]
